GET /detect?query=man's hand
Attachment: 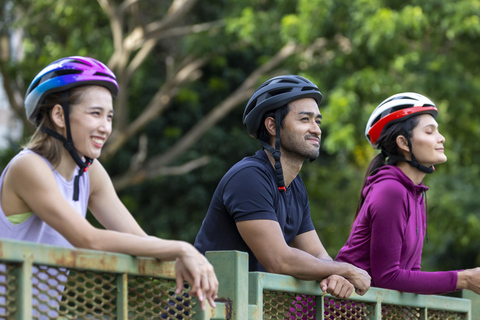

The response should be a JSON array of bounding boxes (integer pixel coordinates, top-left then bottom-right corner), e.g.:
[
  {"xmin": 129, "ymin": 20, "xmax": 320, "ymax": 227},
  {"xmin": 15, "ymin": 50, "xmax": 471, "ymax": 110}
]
[
  {"xmin": 319, "ymin": 275, "xmax": 355, "ymax": 299},
  {"xmin": 344, "ymin": 265, "xmax": 371, "ymax": 295}
]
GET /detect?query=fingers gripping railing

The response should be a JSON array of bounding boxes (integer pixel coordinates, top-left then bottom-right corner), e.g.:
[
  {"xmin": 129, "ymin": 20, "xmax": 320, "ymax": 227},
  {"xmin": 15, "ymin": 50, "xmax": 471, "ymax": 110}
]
[
  {"xmin": 0, "ymin": 239, "xmax": 227, "ymax": 320},
  {"xmin": 0, "ymin": 240, "xmax": 475, "ymax": 320},
  {"xmin": 205, "ymin": 250, "xmax": 474, "ymax": 320}
]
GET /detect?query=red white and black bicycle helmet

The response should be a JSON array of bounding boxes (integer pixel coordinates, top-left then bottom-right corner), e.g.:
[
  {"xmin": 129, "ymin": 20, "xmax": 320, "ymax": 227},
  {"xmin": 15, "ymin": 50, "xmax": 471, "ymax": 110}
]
[
  {"xmin": 365, "ymin": 92, "xmax": 437, "ymax": 149},
  {"xmin": 366, "ymin": 92, "xmax": 438, "ymax": 174},
  {"xmin": 25, "ymin": 56, "xmax": 118, "ymax": 201},
  {"xmin": 243, "ymin": 75, "xmax": 322, "ymax": 191}
]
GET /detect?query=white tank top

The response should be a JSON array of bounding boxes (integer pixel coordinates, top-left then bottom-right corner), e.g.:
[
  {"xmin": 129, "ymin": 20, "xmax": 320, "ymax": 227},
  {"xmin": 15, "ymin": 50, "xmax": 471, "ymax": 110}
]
[{"xmin": 0, "ymin": 149, "xmax": 90, "ymax": 247}]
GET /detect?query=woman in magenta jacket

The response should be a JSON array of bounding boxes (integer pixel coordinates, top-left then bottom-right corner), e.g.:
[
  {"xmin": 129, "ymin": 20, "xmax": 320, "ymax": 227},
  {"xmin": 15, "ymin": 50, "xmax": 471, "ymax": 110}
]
[{"xmin": 336, "ymin": 92, "xmax": 480, "ymax": 295}]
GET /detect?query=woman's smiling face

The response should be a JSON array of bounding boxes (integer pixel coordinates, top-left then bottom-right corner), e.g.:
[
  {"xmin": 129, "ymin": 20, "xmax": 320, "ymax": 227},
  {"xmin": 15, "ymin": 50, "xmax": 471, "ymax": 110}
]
[{"xmin": 68, "ymin": 86, "xmax": 113, "ymax": 159}]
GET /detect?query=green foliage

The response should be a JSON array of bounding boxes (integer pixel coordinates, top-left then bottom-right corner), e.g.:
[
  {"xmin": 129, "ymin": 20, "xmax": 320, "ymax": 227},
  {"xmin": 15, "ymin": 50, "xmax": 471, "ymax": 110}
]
[
  {"xmin": 4, "ymin": 0, "xmax": 480, "ymax": 273},
  {"xmin": 6, "ymin": 0, "xmax": 112, "ymax": 89}
]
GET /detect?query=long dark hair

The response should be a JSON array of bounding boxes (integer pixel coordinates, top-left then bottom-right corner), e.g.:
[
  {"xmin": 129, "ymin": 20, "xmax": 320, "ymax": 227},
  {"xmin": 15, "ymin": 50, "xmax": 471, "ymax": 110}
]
[{"xmin": 353, "ymin": 115, "xmax": 421, "ymax": 221}]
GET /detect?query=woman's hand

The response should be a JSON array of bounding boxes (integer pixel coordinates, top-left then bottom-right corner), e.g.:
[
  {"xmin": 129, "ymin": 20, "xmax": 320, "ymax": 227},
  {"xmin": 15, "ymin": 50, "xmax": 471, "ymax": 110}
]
[
  {"xmin": 457, "ymin": 268, "xmax": 480, "ymax": 294},
  {"xmin": 174, "ymin": 245, "xmax": 218, "ymax": 311}
]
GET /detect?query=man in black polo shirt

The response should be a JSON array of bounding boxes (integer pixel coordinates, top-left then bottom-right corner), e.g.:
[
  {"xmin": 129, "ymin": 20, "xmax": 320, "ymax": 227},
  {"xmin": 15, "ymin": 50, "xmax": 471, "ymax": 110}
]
[{"xmin": 195, "ymin": 75, "xmax": 370, "ymax": 298}]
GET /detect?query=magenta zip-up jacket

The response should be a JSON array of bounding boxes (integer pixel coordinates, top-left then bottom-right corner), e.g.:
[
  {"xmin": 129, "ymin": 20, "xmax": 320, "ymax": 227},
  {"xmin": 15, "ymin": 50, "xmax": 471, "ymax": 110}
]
[{"xmin": 336, "ymin": 165, "xmax": 458, "ymax": 294}]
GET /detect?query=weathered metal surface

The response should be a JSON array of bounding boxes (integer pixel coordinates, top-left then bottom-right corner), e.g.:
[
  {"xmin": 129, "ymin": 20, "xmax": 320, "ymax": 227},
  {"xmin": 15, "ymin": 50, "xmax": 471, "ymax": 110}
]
[
  {"xmin": 244, "ymin": 256, "xmax": 471, "ymax": 320},
  {"xmin": 0, "ymin": 263, "xmax": 19, "ymax": 320},
  {"xmin": 463, "ymin": 290, "xmax": 479, "ymax": 320},
  {"xmin": 0, "ymin": 239, "xmax": 195, "ymax": 320},
  {"xmin": 0, "ymin": 240, "xmax": 475, "ymax": 320},
  {"xmin": 0, "ymin": 239, "xmax": 175, "ymax": 277},
  {"xmin": 206, "ymin": 251, "xmax": 249, "ymax": 320},
  {"xmin": 214, "ymin": 298, "xmax": 232, "ymax": 319}
]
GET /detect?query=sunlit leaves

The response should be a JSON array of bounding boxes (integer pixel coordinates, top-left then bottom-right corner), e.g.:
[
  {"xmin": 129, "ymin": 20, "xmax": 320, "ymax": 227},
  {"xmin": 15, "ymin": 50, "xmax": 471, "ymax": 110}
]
[{"xmin": 4, "ymin": 0, "xmax": 480, "ymax": 270}]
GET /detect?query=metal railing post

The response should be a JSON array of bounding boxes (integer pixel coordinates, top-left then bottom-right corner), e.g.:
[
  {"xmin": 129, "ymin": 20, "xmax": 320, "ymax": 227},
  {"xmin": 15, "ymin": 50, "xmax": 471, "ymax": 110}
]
[
  {"xmin": 463, "ymin": 290, "xmax": 479, "ymax": 320},
  {"xmin": 16, "ymin": 254, "xmax": 32, "ymax": 320},
  {"xmin": 206, "ymin": 251, "xmax": 249, "ymax": 320},
  {"xmin": 116, "ymin": 273, "xmax": 128, "ymax": 320}
]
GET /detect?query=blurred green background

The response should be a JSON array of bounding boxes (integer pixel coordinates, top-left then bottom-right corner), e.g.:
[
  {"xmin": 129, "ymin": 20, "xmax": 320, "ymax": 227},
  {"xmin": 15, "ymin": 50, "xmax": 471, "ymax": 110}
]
[{"xmin": 1, "ymin": 0, "xmax": 480, "ymax": 274}]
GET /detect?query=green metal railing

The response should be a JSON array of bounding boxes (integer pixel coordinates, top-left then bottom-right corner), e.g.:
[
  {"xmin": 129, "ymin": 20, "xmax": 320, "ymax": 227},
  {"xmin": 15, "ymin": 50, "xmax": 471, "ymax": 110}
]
[
  {"xmin": 0, "ymin": 239, "xmax": 477, "ymax": 319},
  {"xmin": 208, "ymin": 251, "xmax": 476, "ymax": 320},
  {"xmin": 0, "ymin": 239, "xmax": 226, "ymax": 319}
]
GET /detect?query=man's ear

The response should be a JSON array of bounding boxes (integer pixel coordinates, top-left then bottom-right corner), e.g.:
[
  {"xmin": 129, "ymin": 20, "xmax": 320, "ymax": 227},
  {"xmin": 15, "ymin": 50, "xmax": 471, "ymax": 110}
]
[
  {"xmin": 396, "ymin": 135, "xmax": 410, "ymax": 153},
  {"xmin": 264, "ymin": 117, "xmax": 276, "ymax": 137},
  {"xmin": 51, "ymin": 104, "xmax": 66, "ymax": 129}
]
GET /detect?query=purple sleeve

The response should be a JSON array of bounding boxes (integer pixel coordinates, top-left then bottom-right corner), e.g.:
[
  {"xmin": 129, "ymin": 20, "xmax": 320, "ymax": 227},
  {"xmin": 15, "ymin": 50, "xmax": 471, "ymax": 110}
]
[{"xmin": 369, "ymin": 183, "xmax": 458, "ymax": 294}]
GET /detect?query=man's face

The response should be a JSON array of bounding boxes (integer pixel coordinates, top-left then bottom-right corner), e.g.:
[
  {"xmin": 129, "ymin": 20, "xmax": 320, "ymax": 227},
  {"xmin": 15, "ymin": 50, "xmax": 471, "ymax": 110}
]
[{"xmin": 279, "ymin": 98, "xmax": 322, "ymax": 161}]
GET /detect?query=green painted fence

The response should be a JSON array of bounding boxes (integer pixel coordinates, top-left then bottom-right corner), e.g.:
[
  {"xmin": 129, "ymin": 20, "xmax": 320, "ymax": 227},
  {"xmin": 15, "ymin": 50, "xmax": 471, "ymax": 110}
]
[{"xmin": 0, "ymin": 239, "xmax": 477, "ymax": 319}]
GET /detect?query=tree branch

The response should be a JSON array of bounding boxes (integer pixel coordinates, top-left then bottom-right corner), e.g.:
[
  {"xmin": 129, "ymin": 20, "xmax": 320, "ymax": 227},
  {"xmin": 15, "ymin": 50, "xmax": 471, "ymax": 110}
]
[
  {"xmin": 101, "ymin": 56, "xmax": 207, "ymax": 160},
  {"xmin": 145, "ymin": 42, "xmax": 300, "ymax": 170},
  {"xmin": 109, "ymin": 41, "xmax": 305, "ymax": 189},
  {"xmin": 98, "ymin": 0, "xmax": 124, "ymax": 68},
  {"xmin": 0, "ymin": 56, "xmax": 33, "ymax": 134},
  {"xmin": 112, "ymin": 155, "xmax": 210, "ymax": 190},
  {"xmin": 147, "ymin": 20, "xmax": 224, "ymax": 42},
  {"xmin": 145, "ymin": 0, "xmax": 199, "ymax": 35},
  {"xmin": 98, "ymin": 0, "xmax": 220, "ymax": 140}
]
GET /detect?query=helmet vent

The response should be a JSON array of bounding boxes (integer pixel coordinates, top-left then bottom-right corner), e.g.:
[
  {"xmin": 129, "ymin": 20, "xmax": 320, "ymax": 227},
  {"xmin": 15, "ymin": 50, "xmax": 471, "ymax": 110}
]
[
  {"xmin": 301, "ymin": 86, "xmax": 319, "ymax": 92},
  {"xmin": 27, "ymin": 69, "xmax": 83, "ymax": 93},
  {"xmin": 94, "ymin": 71, "xmax": 116, "ymax": 80},
  {"xmin": 277, "ymin": 79, "xmax": 298, "ymax": 84},
  {"xmin": 269, "ymin": 88, "xmax": 291, "ymax": 97},
  {"xmin": 379, "ymin": 104, "xmax": 411, "ymax": 119},
  {"xmin": 68, "ymin": 58, "xmax": 91, "ymax": 66}
]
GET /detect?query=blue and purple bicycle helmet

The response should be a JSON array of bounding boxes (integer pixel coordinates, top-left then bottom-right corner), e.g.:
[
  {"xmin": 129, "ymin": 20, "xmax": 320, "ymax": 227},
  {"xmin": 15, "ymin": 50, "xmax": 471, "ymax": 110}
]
[
  {"xmin": 25, "ymin": 56, "xmax": 118, "ymax": 200},
  {"xmin": 25, "ymin": 56, "xmax": 118, "ymax": 125}
]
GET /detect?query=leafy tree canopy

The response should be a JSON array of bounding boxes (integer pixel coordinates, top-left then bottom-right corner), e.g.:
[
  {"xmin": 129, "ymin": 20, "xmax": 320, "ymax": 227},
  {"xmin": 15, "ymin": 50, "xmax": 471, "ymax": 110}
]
[{"xmin": 1, "ymin": 0, "xmax": 480, "ymax": 272}]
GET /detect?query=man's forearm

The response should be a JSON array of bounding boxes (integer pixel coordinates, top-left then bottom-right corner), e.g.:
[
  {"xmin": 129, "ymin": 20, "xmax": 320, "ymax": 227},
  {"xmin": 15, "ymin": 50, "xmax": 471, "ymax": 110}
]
[{"xmin": 268, "ymin": 246, "xmax": 351, "ymax": 281}]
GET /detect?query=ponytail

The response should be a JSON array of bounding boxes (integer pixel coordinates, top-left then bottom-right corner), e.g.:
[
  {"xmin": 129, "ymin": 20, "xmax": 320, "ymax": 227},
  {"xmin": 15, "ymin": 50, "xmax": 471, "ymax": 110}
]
[
  {"xmin": 353, "ymin": 153, "xmax": 386, "ymax": 221},
  {"xmin": 353, "ymin": 116, "xmax": 420, "ymax": 222}
]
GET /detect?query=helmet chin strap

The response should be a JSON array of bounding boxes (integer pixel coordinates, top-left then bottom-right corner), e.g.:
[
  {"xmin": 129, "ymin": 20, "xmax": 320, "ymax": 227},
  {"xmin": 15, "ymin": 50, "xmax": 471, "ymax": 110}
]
[
  {"xmin": 39, "ymin": 91, "xmax": 93, "ymax": 201},
  {"xmin": 383, "ymin": 122, "xmax": 434, "ymax": 174},
  {"xmin": 260, "ymin": 109, "xmax": 286, "ymax": 192},
  {"xmin": 384, "ymin": 150, "xmax": 434, "ymax": 174},
  {"xmin": 260, "ymin": 108, "xmax": 321, "ymax": 190},
  {"xmin": 404, "ymin": 134, "xmax": 434, "ymax": 174}
]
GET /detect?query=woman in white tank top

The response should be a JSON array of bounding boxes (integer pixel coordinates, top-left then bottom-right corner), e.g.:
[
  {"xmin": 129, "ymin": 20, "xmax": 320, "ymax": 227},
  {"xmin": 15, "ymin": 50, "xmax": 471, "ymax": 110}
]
[{"xmin": 0, "ymin": 56, "xmax": 218, "ymax": 312}]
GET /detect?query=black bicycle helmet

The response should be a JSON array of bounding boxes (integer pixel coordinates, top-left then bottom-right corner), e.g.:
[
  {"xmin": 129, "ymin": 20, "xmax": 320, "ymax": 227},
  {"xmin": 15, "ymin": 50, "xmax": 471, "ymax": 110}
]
[
  {"xmin": 243, "ymin": 75, "xmax": 322, "ymax": 191},
  {"xmin": 243, "ymin": 75, "xmax": 322, "ymax": 138}
]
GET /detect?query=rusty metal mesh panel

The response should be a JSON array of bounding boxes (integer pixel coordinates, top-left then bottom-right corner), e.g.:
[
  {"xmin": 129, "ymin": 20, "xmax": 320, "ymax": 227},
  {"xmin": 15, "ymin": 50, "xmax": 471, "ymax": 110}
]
[
  {"xmin": 381, "ymin": 304, "xmax": 420, "ymax": 320},
  {"xmin": 263, "ymin": 291, "xmax": 372, "ymax": 320},
  {"xmin": 127, "ymin": 275, "xmax": 195, "ymax": 319},
  {"xmin": 324, "ymin": 297, "xmax": 371, "ymax": 319},
  {"xmin": 0, "ymin": 263, "xmax": 18, "ymax": 320},
  {"xmin": 263, "ymin": 291, "xmax": 315, "ymax": 319},
  {"xmin": 32, "ymin": 265, "xmax": 117, "ymax": 319},
  {"xmin": 427, "ymin": 309, "xmax": 467, "ymax": 320}
]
